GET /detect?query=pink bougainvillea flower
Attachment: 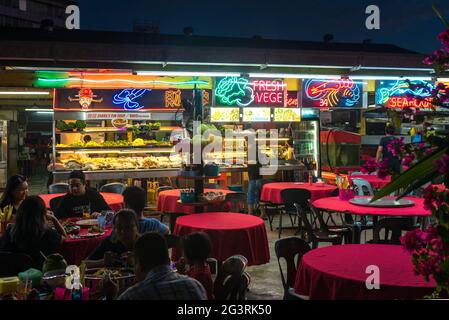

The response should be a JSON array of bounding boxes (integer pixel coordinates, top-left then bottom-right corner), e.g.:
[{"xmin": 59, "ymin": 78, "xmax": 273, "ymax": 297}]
[
  {"xmin": 377, "ymin": 160, "xmax": 390, "ymax": 179},
  {"xmin": 434, "ymin": 154, "xmax": 449, "ymax": 174},
  {"xmin": 361, "ymin": 158, "xmax": 377, "ymax": 174}
]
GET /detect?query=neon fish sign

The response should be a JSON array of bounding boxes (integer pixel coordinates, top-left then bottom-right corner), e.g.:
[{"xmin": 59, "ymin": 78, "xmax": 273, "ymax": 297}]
[
  {"xmin": 112, "ymin": 89, "xmax": 150, "ymax": 111},
  {"xmin": 376, "ymin": 80, "xmax": 434, "ymax": 108},
  {"xmin": 304, "ymin": 79, "xmax": 361, "ymax": 108}
]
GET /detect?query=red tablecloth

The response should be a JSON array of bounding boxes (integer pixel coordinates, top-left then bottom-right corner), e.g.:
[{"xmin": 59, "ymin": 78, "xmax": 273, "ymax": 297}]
[
  {"xmin": 312, "ymin": 196, "xmax": 431, "ymax": 217},
  {"xmin": 157, "ymin": 189, "xmax": 235, "ymax": 214},
  {"xmin": 294, "ymin": 244, "xmax": 436, "ymax": 300},
  {"xmin": 173, "ymin": 212, "xmax": 270, "ymax": 266},
  {"xmin": 349, "ymin": 175, "xmax": 391, "ymax": 189},
  {"xmin": 39, "ymin": 193, "xmax": 124, "ymax": 212},
  {"xmin": 58, "ymin": 226, "xmax": 112, "ymax": 265},
  {"xmin": 260, "ymin": 182, "xmax": 337, "ymax": 204}
]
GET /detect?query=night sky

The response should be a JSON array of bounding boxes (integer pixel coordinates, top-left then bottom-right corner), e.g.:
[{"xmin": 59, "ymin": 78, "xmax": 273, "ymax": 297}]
[{"xmin": 76, "ymin": 0, "xmax": 449, "ymax": 54}]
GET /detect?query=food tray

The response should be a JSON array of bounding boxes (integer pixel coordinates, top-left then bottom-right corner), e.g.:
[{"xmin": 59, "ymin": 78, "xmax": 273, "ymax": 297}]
[
  {"xmin": 75, "ymin": 219, "xmax": 99, "ymax": 227},
  {"xmin": 349, "ymin": 197, "xmax": 415, "ymax": 208}
]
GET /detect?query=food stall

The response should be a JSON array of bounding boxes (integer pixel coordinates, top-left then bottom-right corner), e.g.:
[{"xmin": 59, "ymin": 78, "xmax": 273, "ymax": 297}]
[{"xmin": 50, "ymin": 78, "xmax": 212, "ymax": 184}]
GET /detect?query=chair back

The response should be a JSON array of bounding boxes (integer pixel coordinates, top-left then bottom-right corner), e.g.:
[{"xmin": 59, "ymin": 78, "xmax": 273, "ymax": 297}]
[
  {"xmin": 48, "ymin": 183, "xmax": 69, "ymax": 194},
  {"xmin": 281, "ymin": 189, "xmax": 311, "ymax": 212},
  {"xmin": 100, "ymin": 183, "xmax": 126, "ymax": 194},
  {"xmin": 373, "ymin": 218, "xmax": 414, "ymax": 244},
  {"xmin": 234, "ymin": 271, "xmax": 251, "ymax": 300},
  {"xmin": 274, "ymin": 237, "xmax": 310, "ymax": 290},
  {"xmin": 214, "ymin": 255, "xmax": 246, "ymax": 300},
  {"xmin": 351, "ymin": 178, "xmax": 374, "ymax": 196},
  {"xmin": 350, "ymin": 171, "xmax": 364, "ymax": 176},
  {"xmin": 309, "ymin": 201, "xmax": 329, "ymax": 232},
  {"xmin": 49, "ymin": 196, "xmax": 64, "ymax": 213},
  {"xmin": 294, "ymin": 203, "xmax": 316, "ymax": 240},
  {"xmin": 0, "ymin": 252, "xmax": 34, "ymax": 277},
  {"xmin": 223, "ymin": 193, "xmax": 247, "ymax": 213}
]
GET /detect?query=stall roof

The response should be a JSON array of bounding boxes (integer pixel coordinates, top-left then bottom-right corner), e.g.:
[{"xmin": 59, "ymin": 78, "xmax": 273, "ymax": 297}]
[{"xmin": 0, "ymin": 27, "xmax": 430, "ymax": 76}]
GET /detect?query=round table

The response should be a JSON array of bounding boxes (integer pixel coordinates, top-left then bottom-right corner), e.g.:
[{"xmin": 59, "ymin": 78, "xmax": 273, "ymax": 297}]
[
  {"xmin": 294, "ymin": 244, "xmax": 436, "ymax": 300},
  {"xmin": 349, "ymin": 175, "xmax": 391, "ymax": 189},
  {"xmin": 39, "ymin": 193, "xmax": 124, "ymax": 212},
  {"xmin": 261, "ymin": 182, "xmax": 337, "ymax": 203},
  {"xmin": 58, "ymin": 226, "xmax": 112, "ymax": 265},
  {"xmin": 312, "ymin": 196, "xmax": 430, "ymax": 217},
  {"xmin": 173, "ymin": 212, "xmax": 270, "ymax": 266},
  {"xmin": 157, "ymin": 189, "xmax": 235, "ymax": 214}
]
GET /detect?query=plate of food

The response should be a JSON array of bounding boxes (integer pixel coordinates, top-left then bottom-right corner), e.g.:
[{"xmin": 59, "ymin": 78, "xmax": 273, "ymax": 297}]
[
  {"xmin": 79, "ymin": 231, "xmax": 105, "ymax": 238},
  {"xmin": 62, "ymin": 221, "xmax": 80, "ymax": 235},
  {"xmin": 76, "ymin": 219, "xmax": 99, "ymax": 227},
  {"xmin": 349, "ymin": 197, "xmax": 415, "ymax": 208}
]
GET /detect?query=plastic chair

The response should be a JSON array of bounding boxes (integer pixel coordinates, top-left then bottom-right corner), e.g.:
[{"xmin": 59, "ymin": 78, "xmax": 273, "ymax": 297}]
[
  {"xmin": 350, "ymin": 171, "xmax": 364, "ymax": 176},
  {"xmin": 235, "ymin": 271, "xmax": 251, "ymax": 300},
  {"xmin": 48, "ymin": 183, "xmax": 69, "ymax": 194},
  {"xmin": 280, "ymin": 189, "xmax": 311, "ymax": 239},
  {"xmin": 100, "ymin": 183, "xmax": 126, "ymax": 194},
  {"xmin": 214, "ymin": 255, "xmax": 246, "ymax": 300},
  {"xmin": 351, "ymin": 178, "xmax": 374, "ymax": 196},
  {"xmin": 294, "ymin": 203, "xmax": 342, "ymax": 249},
  {"xmin": 49, "ymin": 195, "xmax": 64, "ymax": 213},
  {"xmin": 0, "ymin": 252, "xmax": 34, "ymax": 277},
  {"xmin": 274, "ymin": 237, "xmax": 311, "ymax": 300},
  {"xmin": 222, "ymin": 192, "xmax": 248, "ymax": 213},
  {"xmin": 373, "ymin": 218, "xmax": 417, "ymax": 245}
]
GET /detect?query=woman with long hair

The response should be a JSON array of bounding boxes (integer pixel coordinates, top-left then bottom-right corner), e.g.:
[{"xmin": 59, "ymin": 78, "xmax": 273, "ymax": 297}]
[
  {"xmin": 0, "ymin": 174, "xmax": 29, "ymax": 221},
  {"xmin": 0, "ymin": 196, "xmax": 67, "ymax": 268}
]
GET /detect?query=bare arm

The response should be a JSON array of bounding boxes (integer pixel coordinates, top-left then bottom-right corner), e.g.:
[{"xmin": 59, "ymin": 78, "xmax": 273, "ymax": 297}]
[{"xmin": 376, "ymin": 146, "xmax": 383, "ymax": 163}]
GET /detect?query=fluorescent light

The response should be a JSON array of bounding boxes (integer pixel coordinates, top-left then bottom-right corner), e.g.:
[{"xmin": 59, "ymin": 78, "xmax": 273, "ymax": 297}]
[
  {"xmin": 25, "ymin": 108, "xmax": 53, "ymax": 112},
  {"xmin": 37, "ymin": 111, "xmax": 54, "ymax": 114},
  {"xmin": 136, "ymin": 71, "xmax": 241, "ymax": 77},
  {"xmin": 248, "ymin": 73, "xmax": 432, "ymax": 81},
  {"xmin": 0, "ymin": 91, "xmax": 50, "ymax": 95},
  {"xmin": 350, "ymin": 76, "xmax": 432, "ymax": 81}
]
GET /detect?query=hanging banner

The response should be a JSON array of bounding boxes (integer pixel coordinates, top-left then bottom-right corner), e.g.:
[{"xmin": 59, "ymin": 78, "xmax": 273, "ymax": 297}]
[
  {"xmin": 375, "ymin": 80, "xmax": 434, "ymax": 109},
  {"xmin": 54, "ymin": 88, "xmax": 212, "ymax": 111},
  {"xmin": 302, "ymin": 79, "xmax": 363, "ymax": 108}
]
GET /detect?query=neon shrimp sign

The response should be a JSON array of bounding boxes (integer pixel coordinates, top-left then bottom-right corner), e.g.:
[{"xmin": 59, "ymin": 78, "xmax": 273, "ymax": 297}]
[
  {"xmin": 304, "ymin": 79, "xmax": 361, "ymax": 108},
  {"xmin": 112, "ymin": 89, "xmax": 150, "ymax": 111}
]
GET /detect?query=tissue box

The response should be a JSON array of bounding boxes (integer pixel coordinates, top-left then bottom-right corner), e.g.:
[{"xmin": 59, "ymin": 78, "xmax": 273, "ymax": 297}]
[{"xmin": 0, "ymin": 277, "xmax": 20, "ymax": 295}]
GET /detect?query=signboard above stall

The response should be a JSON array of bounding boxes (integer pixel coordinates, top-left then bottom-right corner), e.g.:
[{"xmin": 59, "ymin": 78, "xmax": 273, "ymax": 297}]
[
  {"xmin": 302, "ymin": 78, "xmax": 363, "ymax": 108},
  {"xmin": 54, "ymin": 88, "xmax": 212, "ymax": 111},
  {"xmin": 375, "ymin": 80, "xmax": 435, "ymax": 109},
  {"xmin": 215, "ymin": 76, "xmax": 286, "ymax": 107}
]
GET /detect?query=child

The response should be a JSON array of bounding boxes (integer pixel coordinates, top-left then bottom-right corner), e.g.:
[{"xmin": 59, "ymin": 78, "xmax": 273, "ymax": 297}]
[{"xmin": 181, "ymin": 232, "xmax": 214, "ymax": 300}]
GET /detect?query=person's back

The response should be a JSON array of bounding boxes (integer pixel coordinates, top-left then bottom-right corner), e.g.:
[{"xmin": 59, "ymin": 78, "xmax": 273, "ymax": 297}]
[
  {"xmin": 118, "ymin": 265, "xmax": 206, "ymax": 300},
  {"xmin": 376, "ymin": 125, "xmax": 401, "ymax": 174},
  {"xmin": 138, "ymin": 217, "xmax": 168, "ymax": 234}
]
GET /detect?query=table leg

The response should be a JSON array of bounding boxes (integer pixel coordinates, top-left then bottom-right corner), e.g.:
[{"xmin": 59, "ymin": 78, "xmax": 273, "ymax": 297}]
[{"xmin": 352, "ymin": 222, "xmax": 362, "ymax": 244}]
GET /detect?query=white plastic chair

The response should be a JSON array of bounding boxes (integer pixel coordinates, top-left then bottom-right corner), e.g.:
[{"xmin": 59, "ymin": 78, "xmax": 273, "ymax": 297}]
[{"xmin": 351, "ymin": 178, "xmax": 374, "ymax": 196}]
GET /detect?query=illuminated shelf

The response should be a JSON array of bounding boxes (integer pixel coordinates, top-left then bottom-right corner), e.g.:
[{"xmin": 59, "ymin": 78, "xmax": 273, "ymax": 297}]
[
  {"xmin": 56, "ymin": 126, "xmax": 182, "ymax": 134},
  {"xmin": 56, "ymin": 147, "xmax": 175, "ymax": 154}
]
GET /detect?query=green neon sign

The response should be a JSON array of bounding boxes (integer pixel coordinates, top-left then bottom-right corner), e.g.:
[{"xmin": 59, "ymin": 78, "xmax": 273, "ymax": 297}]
[{"xmin": 215, "ymin": 76, "xmax": 255, "ymax": 106}]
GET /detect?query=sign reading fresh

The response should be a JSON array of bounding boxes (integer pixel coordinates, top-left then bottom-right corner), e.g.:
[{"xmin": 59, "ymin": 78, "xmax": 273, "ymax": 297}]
[
  {"xmin": 215, "ymin": 77, "xmax": 285, "ymax": 107},
  {"xmin": 375, "ymin": 80, "xmax": 434, "ymax": 109},
  {"xmin": 302, "ymin": 79, "xmax": 362, "ymax": 108}
]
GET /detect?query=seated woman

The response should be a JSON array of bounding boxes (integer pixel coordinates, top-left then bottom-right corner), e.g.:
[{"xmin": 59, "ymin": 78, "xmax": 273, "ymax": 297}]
[
  {"xmin": 0, "ymin": 196, "xmax": 67, "ymax": 269},
  {"xmin": 0, "ymin": 174, "xmax": 29, "ymax": 222},
  {"xmin": 179, "ymin": 232, "xmax": 214, "ymax": 300},
  {"xmin": 84, "ymin": 209, "xmax": 140, "ymax": 268},
  {"xmin": 54, "ymin": 170, "xmax": 111, "ymax": 219}
]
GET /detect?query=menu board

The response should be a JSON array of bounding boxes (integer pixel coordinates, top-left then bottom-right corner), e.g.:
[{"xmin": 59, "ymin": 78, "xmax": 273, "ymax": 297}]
[
  {"xmin": 273, "ymin": 108, "xmax": 301, "ymax": 122},
  {"xmin": 242, "ymin": 108, "xmax": 271, "ymax": 122},
  {"xmin": 302, "ymin": 79, "xmax": 363, "ymax": 108},
  {"xmin": 210, "ymin": 108, "xmax": 240, "ymax": 122}
]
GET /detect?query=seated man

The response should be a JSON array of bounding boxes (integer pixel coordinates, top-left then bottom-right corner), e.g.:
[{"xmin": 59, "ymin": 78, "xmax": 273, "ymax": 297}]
[
  {"xmin": 122, "ymin": 186, "xmax": 168, "ymax": 235},
  {"xmin": 118, "ymin": 232, "xmax": 207, "ymax": 300},
  {"xmin": 84, "ymin": 209, "xmax": 140, "ymax": 268},
  {"xmin": 55, "ymin": 170, "xmax": 111, "ymax": 219}
]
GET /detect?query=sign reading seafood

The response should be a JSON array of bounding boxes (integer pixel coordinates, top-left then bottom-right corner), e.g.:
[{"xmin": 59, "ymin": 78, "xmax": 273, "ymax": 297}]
[
  {"xmin": 215, "ymin": 76, "xmax": 285, "ymax": 107},
  {"xmin": 375, "ymin": 80, "xmax": 435, "ymax": 109},
  {"xmin": 302, "ymin": 79, "xmax": 363, "ymax": 108}
]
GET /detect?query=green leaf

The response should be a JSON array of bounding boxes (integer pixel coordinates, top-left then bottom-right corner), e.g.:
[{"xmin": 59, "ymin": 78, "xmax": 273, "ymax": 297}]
[
  {"xmin": 433, "ymin": 3, "xmax": 449, "ymax": 29},
  {"xmin": 396, "ymin": 171, "xmax": 440, "ymax": 200},
  {"xmin": 372, "ymin": 147, "xmax": 448, "ymax": 201}
]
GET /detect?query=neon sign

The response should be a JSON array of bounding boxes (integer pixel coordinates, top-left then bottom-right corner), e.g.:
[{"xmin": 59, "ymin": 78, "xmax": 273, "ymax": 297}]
[
  {"xmin": 112, "ymin": 89, "xmax": 150, "ymax": 111},
  {"xmin": 375, "ymin": 80, "xmax": 434, "ymax": 109},
  {"xmin": 215, "ymin": 77, "xmax": 285, "ymax": 107},
  {"xmin": 302, "ymin": 79, "xmax": 362, "ymax": 108}
]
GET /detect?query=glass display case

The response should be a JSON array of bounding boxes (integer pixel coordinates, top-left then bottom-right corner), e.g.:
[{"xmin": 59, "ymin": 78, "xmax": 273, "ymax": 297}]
[{"xmin": 0, "ymin": 121, "xmax": 7, "ymax": 189}]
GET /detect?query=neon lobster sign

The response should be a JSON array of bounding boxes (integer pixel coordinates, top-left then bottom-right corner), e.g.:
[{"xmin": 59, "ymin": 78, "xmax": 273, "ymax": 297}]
[{"xmin": 303, "ymin": 79, "xmax": 362, "ymax": 108}]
